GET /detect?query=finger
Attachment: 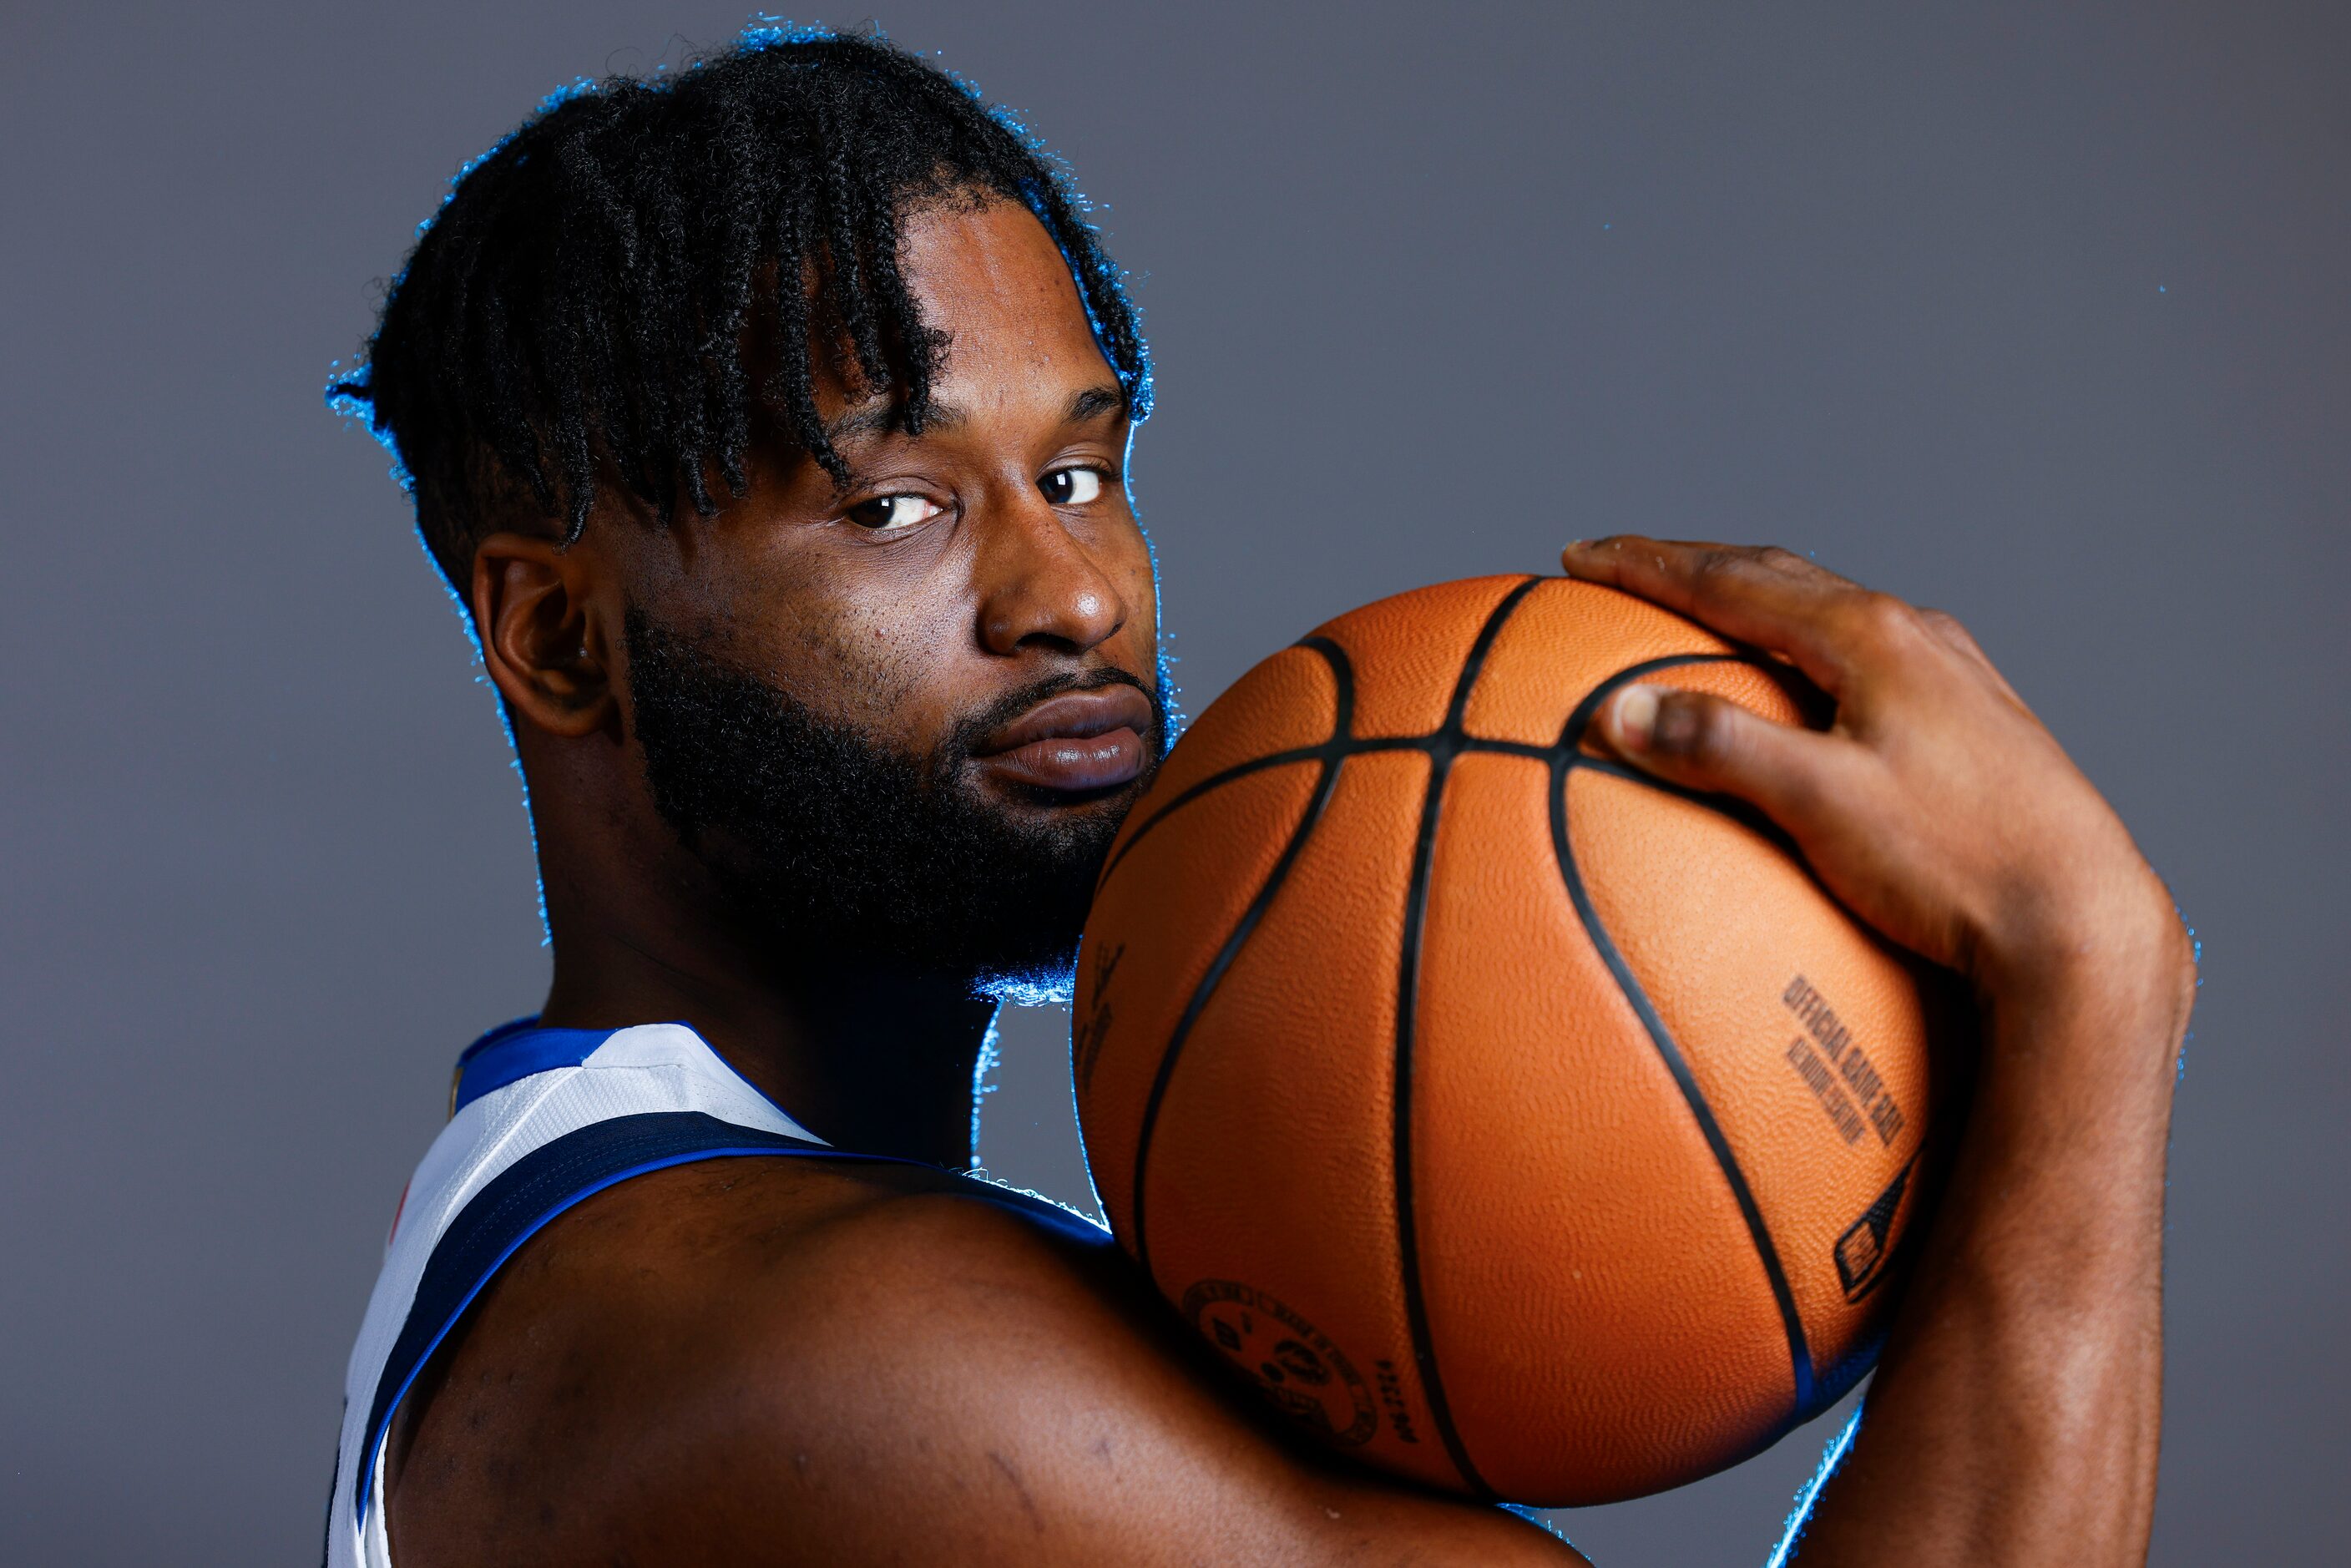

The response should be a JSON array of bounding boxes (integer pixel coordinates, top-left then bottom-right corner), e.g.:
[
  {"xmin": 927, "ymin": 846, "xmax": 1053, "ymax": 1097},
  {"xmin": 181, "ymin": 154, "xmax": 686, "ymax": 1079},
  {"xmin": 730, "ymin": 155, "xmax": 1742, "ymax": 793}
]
[
  {"xmin": 1562, "ymin": 535, "xmax": 1859, "ymax": 594},
  {"xmin": 1599, "ymin": 681, "xmax": 1864, "ymax": 830},
  {"xmin": 1560, "ymin": 537, "xmax": 1871, "ymax": 695},
  {"xmin": 1916, "ymin": 607, "xmax": 2026, "ymax": 707}
]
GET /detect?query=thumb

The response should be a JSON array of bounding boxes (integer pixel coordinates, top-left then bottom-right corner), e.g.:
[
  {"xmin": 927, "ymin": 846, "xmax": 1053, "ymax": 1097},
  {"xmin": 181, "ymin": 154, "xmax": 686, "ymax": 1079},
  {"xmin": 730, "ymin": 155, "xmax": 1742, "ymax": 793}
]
[{"xmin": 1599, "ymin": 682, "xmax": 1849, "ymax": 828}]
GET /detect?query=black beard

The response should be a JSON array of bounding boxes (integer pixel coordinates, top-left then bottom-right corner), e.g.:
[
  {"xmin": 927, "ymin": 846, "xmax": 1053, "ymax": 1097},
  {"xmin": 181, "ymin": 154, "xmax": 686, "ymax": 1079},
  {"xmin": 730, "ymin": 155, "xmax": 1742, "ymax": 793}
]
[{"xmin": 623, "ymin": 602, "xmax": 1161, "ymax": 998}]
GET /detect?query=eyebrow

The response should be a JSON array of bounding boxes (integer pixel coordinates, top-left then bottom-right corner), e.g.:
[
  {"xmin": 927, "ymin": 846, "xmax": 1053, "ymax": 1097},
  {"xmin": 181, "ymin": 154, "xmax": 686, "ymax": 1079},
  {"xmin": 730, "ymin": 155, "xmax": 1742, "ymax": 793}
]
[
  {"xmin": 822, "ymin": 383, "xmax": 1127, "ymax": 446},
  {"xmin": 1064, "ymin": 384, "xmax": 1128, "ymax": 425},
  {"xmin": 823, "ymin": 399, "xmax": 961, "ymax": 444}
]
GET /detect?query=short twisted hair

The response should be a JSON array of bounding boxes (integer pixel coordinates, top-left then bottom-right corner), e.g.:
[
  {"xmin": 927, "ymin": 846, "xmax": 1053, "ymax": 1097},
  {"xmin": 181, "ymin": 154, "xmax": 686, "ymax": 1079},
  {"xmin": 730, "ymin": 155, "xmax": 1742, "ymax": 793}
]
[{"xmin": 331, "ymin": 26, "xmax": 1151, "ymax": 593}]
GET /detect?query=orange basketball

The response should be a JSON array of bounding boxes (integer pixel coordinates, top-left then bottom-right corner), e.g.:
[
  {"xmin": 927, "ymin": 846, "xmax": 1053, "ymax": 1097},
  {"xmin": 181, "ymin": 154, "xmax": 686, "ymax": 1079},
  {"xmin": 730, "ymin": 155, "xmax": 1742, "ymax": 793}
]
[{"xmin": 1073, "ymin": 574, "xmax": 1947, "ymax": 1506}]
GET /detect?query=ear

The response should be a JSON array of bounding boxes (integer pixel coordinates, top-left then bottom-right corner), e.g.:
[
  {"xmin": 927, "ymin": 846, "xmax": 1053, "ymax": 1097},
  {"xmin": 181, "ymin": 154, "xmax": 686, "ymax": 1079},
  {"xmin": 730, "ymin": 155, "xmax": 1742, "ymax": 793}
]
[{"xmin": 473, "ymin": 531, "xmax": 615, "ymax": 740}]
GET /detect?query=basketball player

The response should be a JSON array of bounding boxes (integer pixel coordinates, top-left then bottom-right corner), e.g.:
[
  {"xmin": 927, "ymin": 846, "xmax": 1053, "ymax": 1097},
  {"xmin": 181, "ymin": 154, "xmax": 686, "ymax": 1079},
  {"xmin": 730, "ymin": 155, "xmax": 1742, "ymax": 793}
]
[{"xmin": 325, "ymin": 31, "xmax": 2197, "ymax": 1566}]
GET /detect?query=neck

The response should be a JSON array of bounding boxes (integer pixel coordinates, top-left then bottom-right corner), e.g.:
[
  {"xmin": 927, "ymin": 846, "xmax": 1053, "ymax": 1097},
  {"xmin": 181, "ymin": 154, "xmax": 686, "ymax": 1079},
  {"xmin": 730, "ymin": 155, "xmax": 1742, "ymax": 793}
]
[{"xmin": 536, "ymin": 873, "xmax": 998, "ymax": 1170}]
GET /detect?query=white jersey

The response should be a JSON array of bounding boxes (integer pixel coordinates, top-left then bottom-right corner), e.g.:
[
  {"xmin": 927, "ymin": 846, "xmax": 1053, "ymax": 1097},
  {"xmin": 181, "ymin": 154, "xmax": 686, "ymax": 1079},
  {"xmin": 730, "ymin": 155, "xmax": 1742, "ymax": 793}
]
[{"xmin": 323, "ymin": 1019, "xmax": 836, "ymax": 1568}]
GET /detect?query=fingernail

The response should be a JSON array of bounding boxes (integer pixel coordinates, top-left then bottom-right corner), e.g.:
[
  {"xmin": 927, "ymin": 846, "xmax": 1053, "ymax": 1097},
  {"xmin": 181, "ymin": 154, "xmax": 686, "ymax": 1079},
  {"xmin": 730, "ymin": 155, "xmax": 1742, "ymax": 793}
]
[{"xmin": 1613, "ymin": 684, "xmax": 1660, "ymax": 750}]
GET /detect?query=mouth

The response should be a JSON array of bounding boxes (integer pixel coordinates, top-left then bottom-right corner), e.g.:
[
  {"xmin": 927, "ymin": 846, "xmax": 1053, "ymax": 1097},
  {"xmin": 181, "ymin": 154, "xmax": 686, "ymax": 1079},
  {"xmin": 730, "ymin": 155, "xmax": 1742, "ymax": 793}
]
[{"xmin": 969, "ymin": 684, "xmax": 1155, "ymax": 796}]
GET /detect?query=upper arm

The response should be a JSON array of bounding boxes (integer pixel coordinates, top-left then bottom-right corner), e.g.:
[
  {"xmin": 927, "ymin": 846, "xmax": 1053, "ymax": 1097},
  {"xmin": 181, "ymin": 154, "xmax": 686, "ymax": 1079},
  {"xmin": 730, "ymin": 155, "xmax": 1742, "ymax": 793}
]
[{"xmin": 640, "ymin": 1191, "xmax": 1584, "ymax": 1566}]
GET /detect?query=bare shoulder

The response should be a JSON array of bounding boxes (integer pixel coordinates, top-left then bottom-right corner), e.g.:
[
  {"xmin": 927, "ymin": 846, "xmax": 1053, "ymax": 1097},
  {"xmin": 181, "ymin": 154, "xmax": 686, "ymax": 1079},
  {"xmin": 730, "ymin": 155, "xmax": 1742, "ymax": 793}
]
[{"xmin": 387, "ymin": 1155, "xmax": 1583, "ymax": 1566}]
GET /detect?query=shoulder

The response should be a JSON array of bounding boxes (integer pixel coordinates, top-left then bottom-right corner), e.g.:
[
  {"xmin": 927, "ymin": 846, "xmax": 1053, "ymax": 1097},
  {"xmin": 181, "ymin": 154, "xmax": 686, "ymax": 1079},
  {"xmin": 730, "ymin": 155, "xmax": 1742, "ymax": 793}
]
[{"xmin": 387, "ymin": 1154, "xmax": 1582, "ymax": 1566}]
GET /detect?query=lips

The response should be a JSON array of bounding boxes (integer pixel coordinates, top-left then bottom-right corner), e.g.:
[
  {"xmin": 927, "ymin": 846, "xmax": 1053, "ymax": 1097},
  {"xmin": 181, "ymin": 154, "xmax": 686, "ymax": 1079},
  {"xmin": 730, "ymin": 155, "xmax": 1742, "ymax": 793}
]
[{"xmin": 971, "ymin": 685, "xmax": 1155, "ymax": 794}]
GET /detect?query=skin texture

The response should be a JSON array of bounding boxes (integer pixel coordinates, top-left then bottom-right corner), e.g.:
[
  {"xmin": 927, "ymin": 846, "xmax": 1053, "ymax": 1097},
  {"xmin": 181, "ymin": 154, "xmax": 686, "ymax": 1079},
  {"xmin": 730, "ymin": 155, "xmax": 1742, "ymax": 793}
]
[{"xmin": 386, "ymin": 199, "xmax": 2194, "ymax": 1565}]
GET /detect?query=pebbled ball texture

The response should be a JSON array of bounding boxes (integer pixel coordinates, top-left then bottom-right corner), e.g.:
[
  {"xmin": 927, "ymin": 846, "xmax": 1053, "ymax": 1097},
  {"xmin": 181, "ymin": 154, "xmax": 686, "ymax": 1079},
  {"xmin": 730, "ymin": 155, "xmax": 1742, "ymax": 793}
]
[{"xmin": 1074, "ymin": 575, "xmax": 1949, "ymax": 1506}]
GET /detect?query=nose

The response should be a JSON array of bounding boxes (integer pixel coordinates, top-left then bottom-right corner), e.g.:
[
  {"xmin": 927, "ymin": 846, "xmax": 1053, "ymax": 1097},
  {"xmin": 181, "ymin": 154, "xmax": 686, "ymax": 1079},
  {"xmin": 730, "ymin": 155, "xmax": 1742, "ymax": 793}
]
[{"xmin": 973, "ymin": 483, "xmax": 1129, "ymax": 658}]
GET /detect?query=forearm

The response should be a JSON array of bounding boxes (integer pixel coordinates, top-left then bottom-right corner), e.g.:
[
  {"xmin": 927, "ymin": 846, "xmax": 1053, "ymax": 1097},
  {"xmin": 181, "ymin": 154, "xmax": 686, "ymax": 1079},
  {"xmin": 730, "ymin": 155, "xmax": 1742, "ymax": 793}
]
[{"xmin": 1793, "ymin": 921, "xmax": 2193, "ymax": 1566}]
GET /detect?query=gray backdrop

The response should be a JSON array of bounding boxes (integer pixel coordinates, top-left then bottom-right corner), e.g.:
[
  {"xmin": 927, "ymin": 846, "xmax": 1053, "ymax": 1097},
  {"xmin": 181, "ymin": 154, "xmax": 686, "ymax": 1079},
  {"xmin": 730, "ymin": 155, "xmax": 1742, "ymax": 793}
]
[{"xmin": 3, "ymin": 2, "xmax": 2343, "ymax": 1561}]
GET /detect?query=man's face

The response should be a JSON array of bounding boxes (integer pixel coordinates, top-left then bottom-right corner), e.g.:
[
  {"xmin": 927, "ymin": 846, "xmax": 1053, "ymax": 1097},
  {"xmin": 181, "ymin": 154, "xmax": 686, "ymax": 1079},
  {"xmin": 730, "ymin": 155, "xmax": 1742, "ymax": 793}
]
[{"xmin": 605, "ymin": 198, "xmax": 1164, "ymax": 992}]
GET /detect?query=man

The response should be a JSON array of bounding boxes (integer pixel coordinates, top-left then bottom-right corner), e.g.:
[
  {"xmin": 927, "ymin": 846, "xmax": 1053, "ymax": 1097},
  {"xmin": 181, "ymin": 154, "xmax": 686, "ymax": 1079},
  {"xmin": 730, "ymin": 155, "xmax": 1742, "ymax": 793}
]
[{"xmin": 326, "ymin": 28, "xmax": 2196, "ymax": 1566}]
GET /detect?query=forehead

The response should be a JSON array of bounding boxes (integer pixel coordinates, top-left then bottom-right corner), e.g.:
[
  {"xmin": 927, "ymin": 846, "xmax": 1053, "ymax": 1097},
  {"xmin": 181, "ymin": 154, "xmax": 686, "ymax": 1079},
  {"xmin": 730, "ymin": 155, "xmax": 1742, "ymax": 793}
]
[{"xmin": 893, "ymin": 198, "xmax": 1117, "ymax": 401}]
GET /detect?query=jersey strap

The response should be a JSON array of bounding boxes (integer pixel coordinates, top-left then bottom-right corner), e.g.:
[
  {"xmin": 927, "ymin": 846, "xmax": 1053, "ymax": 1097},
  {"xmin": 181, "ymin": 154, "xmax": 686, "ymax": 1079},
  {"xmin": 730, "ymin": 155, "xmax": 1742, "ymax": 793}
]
[{"xmin": 355, "ymin": 1109, "xmax": 882, "ymax": 1530}]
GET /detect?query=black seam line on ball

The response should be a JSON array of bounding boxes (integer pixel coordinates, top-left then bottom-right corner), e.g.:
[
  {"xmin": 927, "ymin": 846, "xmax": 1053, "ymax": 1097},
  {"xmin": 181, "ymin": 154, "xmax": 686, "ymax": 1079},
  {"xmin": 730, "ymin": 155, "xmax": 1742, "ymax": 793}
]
[
  {"xmin": 1103, "ymin": 690, "xmax": 1558, "ymax": 888},
  {"xmin": 1105, "ymin": 647, "xmax": 1780, "ymax": 884},
  {"xmin": 1573, "ymin": 755, "xmax": 1801, "ymax": 857},
  {"xmin": 1549, "ymin": 660, "xmax": 1819, "ymax": 1418},
  {"xmin": 1096, "ymin": 639, "xmax": 1371, "ymax": 891},
  {"xmin": 1558, "ymin": 651, "xmax": 1808, "ymax": 885},
  {"xmin": 1129, "ymin": 636, "xmax": 1354, "ymax": 1287},
  {"xmin": 1101, "ymin": 594, "xmax": 1781, "ymax": 894},
  {"xmin": 1393, "ymin": 574, "xmax": 1543, "ymax": 1500},
  {"xmin": 1555, "ymin": 652, "xmax": 1747, "ymax": 749}
]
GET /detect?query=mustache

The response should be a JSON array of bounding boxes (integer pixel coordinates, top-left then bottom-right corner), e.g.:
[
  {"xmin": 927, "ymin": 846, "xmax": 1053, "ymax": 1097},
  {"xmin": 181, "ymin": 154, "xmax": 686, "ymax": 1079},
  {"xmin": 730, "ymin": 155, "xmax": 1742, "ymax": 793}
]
[{"xmin": 943, "ymin": 665, "xmax": 1167, "ymax": 765}]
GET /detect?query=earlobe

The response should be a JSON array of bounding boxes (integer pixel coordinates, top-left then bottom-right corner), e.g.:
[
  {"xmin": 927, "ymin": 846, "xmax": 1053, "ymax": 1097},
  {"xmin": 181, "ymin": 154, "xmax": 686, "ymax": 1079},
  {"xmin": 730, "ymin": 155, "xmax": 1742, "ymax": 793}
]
[{"xmin": 473, "ymin": 531, "xmax": 614, "ymax": 740}]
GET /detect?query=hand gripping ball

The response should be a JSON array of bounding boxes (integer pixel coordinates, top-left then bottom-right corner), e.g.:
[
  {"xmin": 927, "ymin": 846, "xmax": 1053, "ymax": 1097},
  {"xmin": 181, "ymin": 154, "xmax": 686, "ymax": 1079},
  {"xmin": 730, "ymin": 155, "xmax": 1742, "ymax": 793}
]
[{"xmin": 1074, "ymin": 576, "xmax": 1951, "ymax": 1505}]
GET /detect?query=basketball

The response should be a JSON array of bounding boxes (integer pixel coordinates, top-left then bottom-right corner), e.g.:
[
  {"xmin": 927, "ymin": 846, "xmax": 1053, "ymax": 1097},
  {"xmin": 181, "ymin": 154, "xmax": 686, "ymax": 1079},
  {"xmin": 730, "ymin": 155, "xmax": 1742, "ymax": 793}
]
[{"xmin": 1074, "ymin": 574, "xmax": 1947, "ymax": 1506}]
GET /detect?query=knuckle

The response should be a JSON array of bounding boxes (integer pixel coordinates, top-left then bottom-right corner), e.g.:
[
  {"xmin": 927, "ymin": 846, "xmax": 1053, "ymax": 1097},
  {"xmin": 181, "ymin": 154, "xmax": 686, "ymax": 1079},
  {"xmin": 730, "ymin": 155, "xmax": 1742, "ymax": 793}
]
[
  {"xmin": 1843, "ymin": 590, "xmax": 1919, "ymax": 647},
  {"xmin": 1917, "ymin": 606, "xmax": 1972, "ymax": 644},
  {"xmin": 1755, "ymin": 544, "xmax": 1850, "ymax": 586}
]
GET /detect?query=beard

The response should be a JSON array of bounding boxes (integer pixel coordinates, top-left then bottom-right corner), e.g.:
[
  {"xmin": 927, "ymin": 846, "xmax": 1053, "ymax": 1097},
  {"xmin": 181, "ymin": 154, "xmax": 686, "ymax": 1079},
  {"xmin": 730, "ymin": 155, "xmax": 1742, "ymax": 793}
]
[{"xmin": 623, "ymin": 602, "xmax": 1162, "ymax": 999}]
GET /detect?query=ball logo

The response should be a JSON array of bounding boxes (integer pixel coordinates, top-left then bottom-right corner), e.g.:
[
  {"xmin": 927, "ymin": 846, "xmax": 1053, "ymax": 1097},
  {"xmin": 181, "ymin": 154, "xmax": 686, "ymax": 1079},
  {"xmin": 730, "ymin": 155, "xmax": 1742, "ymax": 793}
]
[
  {"xmin": 1833, "ymin": 1160, "xmax": 1915, "ymax": 1301},
  {"xmin": 1181, "ymin": 1280, "xmax": 1378, "ymax": 1446}
]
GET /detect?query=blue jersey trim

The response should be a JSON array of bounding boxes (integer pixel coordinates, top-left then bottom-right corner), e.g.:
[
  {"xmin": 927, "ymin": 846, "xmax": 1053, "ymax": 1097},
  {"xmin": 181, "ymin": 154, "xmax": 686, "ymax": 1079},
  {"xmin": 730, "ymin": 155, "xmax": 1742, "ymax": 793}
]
[
  {"xmin": 355, "ymin": 1109, "xmax": 1113, "ymax": 1530},
  {"xmin": 454, "ymin": 1014, "xmax": 543, "ymax": 1067},
  {"xmin": 357, "ymin": 1110, "xmax": 854, "ymax": 1528},
  {"xmin": 450, "ymin": 1023, "xmax": 617, "ymax": 1112}
]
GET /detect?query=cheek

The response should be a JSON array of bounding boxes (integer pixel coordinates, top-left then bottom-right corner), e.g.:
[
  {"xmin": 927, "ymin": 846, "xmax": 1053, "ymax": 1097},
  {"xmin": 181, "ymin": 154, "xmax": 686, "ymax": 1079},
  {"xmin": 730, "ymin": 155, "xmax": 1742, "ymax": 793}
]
[
  {"xmin": 1112, "ymin": 533, "xmax": 1160, "ymax": 655},
  {"xmin": 805, "ymin": 600, "xmax": 937, "ymax": 727},
  {"xmin": 692, "ymin": 567, "xmax": 936, "ymax": 734}
]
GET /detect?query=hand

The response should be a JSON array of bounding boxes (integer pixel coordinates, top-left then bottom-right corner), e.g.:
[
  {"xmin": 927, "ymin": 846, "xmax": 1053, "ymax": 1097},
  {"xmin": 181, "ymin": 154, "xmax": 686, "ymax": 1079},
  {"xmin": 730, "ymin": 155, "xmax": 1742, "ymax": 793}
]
[
  {"xmin": 1561, "ymin": 539, "xmax": 2192, "ymax": 1566},
  {"xmin": 1560, "ymin": 538, "xmax": 2192, "ymax": 1023}
]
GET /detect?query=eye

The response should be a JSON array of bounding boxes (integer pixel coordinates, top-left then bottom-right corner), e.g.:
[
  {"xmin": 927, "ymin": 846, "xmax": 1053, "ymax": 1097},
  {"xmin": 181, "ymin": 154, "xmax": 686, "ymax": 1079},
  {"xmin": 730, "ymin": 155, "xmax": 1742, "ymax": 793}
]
[
  {"xmin": 1040, "ymin": 466, "xmax": 1106, "ymax": 507},
  {"xmin": 842, "ymin": 493, "xmax": 943, "ymax": 532}
]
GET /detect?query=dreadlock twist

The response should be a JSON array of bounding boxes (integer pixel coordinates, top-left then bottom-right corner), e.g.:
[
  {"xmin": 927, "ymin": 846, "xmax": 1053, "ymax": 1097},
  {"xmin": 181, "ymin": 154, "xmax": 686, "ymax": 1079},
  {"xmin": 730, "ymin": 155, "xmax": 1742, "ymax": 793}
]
[{"xmin": 332, "ymin": 26, "xmax": 1150, "ymax": 594}]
